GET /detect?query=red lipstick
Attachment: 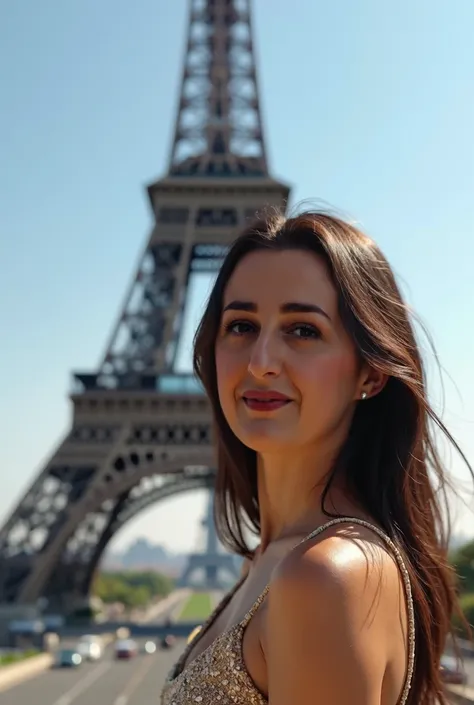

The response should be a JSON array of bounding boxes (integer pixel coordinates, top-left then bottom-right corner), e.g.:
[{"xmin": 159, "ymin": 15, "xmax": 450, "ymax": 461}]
[{"xmin": 242, "ymin": 390, "xmax": 291, "ymax": 412}]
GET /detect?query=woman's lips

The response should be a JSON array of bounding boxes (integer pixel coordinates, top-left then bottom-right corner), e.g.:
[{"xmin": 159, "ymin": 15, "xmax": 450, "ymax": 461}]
[{"xmin": 242, "ymin": 397, "xmax": 291, "ymax": 412}]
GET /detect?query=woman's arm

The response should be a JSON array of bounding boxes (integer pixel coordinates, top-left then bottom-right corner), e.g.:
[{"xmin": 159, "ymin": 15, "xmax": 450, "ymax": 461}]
[{"xmin": 263, "ymin": 536, "xmax": 400, "ymax": 705}]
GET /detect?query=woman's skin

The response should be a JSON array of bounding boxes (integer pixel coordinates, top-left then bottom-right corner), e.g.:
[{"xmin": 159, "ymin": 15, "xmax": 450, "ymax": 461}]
[{"xmin": 185, "ymin": 249, "xmax": 410, "ymax": 705}]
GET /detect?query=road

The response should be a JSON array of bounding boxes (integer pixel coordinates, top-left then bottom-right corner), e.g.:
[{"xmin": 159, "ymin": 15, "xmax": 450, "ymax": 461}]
[
  {"xmin": 0, "ymin": 590, "xmax": 193, "ymax": 705},
  {"xmin": 0, "ymin": 641, "xmax": 473, "ymax": 704},
  {"xmin": 0, "ymin": 612, "xmax": 472, "ymax": 705},
  {"xmin": 0, "ymin": 639, "xmax": 183, "ymax": 705},
  {"xmin": 445, "ymin": 642, "xmax": 474, "ymax": 689},
  {"xmin": 462, "ymin": 655, "xmax": 474, "ymax": 688},
  {"xmin": 128, "ymin": 588, "xmax": 191, "ymax": 624}
]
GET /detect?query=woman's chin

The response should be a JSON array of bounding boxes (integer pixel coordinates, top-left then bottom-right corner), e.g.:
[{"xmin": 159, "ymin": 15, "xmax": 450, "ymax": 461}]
[{"xmin": 235, "ymin": 421, "xmax": 295, "ymax": 454}]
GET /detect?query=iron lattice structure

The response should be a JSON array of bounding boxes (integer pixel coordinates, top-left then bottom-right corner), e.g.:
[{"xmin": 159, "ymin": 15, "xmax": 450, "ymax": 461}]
[
  {"xmin": 0, "ymin": 0, "xmax": 290, "ymax": 610},
  {"xmin": 179, "ymin": 490, "xmax": 241, "ymax": 589},
  {"xmin": 169, "ymin": 0, "xmax": 268, "ymax": 177}
]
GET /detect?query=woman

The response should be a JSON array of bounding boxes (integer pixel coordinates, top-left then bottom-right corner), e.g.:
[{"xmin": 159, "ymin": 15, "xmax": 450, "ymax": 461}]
[{"xmin": 161, "ymin": 211, "xmax": 472, "ymax": 704}]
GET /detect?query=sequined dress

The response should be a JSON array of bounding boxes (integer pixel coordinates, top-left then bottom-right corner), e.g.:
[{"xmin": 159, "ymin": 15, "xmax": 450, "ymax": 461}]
[{"xmin": 160, "ymin": 517, "xmax": 415, "ymax": 705}]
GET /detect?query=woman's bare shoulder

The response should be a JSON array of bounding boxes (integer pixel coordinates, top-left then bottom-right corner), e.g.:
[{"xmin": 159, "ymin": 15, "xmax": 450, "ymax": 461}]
[{"xmin": 259, "ymin": 524, "xmax": 406, "ymax": 704}]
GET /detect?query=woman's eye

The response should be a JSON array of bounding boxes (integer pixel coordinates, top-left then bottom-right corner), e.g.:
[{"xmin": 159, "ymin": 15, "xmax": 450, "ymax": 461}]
[
  {"xmin": 225, "ymin": 320, "xmax": 255, "ymax": 336},
  {"xmin": 289, "ymin": 324, "xmax": 321, "ymax": 339},
  {"xmin": 222, "ymin": 321, "xmax": 320, "ymax": 339}
]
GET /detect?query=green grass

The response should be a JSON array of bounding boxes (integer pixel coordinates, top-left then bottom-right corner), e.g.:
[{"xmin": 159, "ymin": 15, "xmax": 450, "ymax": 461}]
[
  {"xmin": 0, "ymin": 649, "xmax": 39, "ymax": 667},
  {"xmin": 178, "ymin": 592, "xmax": 213, "ymax": 622}
]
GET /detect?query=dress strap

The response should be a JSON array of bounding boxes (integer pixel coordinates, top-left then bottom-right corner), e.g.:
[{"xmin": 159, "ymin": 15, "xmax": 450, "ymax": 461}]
[{"xmin": 240, "ymin": 517, "xmax": 415, "ymax": 705}]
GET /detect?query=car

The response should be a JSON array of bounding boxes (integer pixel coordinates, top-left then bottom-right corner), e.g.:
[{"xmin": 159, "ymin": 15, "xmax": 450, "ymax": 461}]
[
  {"xmin": 160, "ymin": 635, "xmax": 176, "ymax": 650},
  {"xmin": 115, "ymin": 639, "xmax": 138, "ymax": 660},
  {"xmin": 440, "ymin": 654, "xmax": 467, "ymax": 685},
  {"xmin": 55, "ymin": 648, "xmax": 82, "ymax": 668},
  {"xmin": 77, "ymin": 640, "xmax": 102, "ymax": 661}
]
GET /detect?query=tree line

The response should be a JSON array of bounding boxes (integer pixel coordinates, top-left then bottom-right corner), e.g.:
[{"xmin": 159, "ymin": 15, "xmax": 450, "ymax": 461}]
[
  {"xmin": 92, "ymin": 538, "xmax": 474, "ymax": 635},
  {"xmin": 450, "ymin": 538, "xmax": 474, "ymax": 636},
  {"xmin": 93, "ymin": 570, "xmax": 174, "ymax": 609}
]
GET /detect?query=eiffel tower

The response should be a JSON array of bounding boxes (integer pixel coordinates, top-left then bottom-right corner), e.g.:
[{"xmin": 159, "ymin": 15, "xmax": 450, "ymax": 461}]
[
  {"xmin": 0, "ymin": 0, "xmax": 289, "ymax": 612},
  {"xmin": 179, "ymin": 490, "xmax": 241, "ymax": 590}
]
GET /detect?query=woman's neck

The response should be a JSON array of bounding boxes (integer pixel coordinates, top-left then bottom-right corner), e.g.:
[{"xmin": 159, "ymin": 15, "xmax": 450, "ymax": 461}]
[{"xmin": 256, "ymin": 444, "xmax": 350, "ymax": 552}]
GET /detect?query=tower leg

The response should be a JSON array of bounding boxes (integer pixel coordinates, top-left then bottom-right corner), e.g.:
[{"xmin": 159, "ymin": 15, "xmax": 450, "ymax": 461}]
[{"xmin": 179, "ymin": 490, "xmax": 241, "ymax": 590}]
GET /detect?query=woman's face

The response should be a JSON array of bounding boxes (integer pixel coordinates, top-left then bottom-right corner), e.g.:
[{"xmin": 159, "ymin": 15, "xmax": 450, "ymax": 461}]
[{"xmin": 215, "ymin": 249, "xmax": 366, "ymax": 454}]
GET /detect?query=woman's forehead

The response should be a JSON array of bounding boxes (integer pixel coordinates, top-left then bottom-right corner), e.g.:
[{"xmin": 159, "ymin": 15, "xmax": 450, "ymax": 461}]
[{"xmin": 223, "ymin": 249, "xmax": 337, "ymax": 312}]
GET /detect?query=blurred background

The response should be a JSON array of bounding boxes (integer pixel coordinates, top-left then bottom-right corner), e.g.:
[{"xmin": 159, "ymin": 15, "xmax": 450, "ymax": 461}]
[{"xmin": 1, "ymin": 0, "xmax": 473, "ymax": 702}]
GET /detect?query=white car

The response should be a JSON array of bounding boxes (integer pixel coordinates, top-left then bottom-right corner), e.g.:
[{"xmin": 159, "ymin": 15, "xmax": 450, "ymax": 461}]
[
  {"xmin": 115, "ymin": 639, "xmax": 138, "ymax": 660},
  {"xmin": 77, "ymin": 640, "xmax": 102, "ymax": 661}
]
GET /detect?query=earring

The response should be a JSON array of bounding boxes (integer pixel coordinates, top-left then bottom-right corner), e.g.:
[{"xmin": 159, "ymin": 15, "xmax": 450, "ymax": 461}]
[{"xmin": 361, "ymin": 392, "xmax": 367, "ymax": 400}]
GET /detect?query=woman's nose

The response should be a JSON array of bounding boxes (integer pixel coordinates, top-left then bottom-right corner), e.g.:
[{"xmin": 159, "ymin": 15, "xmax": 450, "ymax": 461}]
[{"xmin": 247, "ymin": 332, "xmax": 282, "ymax": 379}]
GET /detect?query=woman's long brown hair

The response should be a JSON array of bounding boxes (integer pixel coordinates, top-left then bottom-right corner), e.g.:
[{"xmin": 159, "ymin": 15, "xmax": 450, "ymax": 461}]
[{"xmin": 193, "ymin": 210, "xmax": 473, "ymax": 704}]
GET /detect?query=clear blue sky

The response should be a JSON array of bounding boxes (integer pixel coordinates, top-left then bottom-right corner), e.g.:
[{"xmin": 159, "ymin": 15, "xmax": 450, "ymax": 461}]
[{"xmin": 1, "ymin": 0, "xmax": 473, "ymax": 553}]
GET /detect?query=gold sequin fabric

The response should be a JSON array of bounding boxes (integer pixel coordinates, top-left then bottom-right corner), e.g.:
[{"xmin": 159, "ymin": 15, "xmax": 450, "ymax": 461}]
[{"xmin": 161, "ymin": 517, "xmax": 416, "ymax": 705}]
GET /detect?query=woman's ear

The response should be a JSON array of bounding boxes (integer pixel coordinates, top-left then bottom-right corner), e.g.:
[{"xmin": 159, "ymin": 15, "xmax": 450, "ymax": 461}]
[{"xmin": 357, "ymin": 365, "xmax": 388, "ymax": 400}]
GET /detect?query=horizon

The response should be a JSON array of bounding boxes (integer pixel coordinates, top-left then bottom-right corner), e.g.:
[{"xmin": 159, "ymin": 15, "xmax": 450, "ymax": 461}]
[{"xmin": 107, "ymin": 525, "xmax": 474, "ymax": 559}]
